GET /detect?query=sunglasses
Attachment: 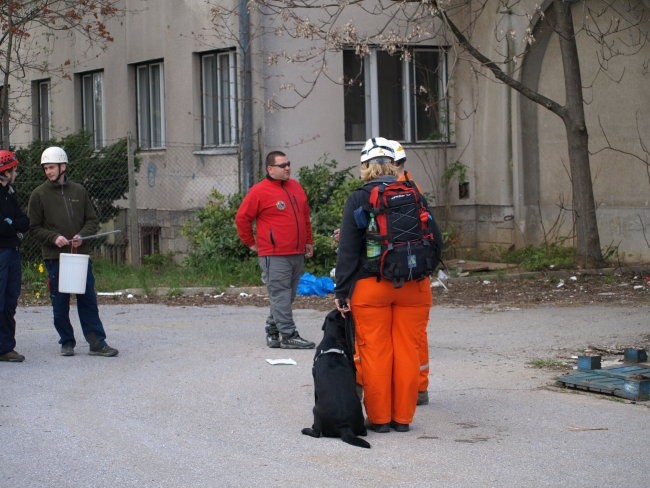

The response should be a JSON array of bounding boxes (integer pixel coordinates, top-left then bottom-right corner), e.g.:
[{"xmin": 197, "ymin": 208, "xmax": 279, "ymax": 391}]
[{"xmin": 270, "ymin": 162, "xmax": 291, "ymax": 169}]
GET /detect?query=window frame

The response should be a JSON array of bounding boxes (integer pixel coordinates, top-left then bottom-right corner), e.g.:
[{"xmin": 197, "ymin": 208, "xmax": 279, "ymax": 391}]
[
  {"xmin": 343, "ymin": 46, "xmax": 450, "ymax": 145},
  {"xmin": 136, "ymin": 61, "xmax": 165, "ymax": 149},
  {"xmin": 80, "ymin": 70, "xmax": 105, "ymax": 149},
  {"xmin": 200, "ymin": 49, "xmax": 238, "ymax": 148}
]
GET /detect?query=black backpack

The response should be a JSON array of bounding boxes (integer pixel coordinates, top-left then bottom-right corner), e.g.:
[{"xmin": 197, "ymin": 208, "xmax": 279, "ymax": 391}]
[{"xmin": 363, "ymin": 179, "xmax": 443, "ymax": 288}]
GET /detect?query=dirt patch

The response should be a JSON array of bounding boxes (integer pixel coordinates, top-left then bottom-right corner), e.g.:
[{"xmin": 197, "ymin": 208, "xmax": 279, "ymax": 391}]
[{"xmin": 25, "ymin": 266, "xmax": 642, "ymax": 311}]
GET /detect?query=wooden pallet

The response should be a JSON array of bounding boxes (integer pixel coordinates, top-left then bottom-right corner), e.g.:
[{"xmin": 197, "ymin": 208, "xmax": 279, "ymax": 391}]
[{"xmin": 557, "ymin": 365, "xmax": 650, "ymax": 401}]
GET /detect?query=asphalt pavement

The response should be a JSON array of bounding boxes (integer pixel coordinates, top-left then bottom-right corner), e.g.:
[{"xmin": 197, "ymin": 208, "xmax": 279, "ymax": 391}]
[{"xmin": 1, "ymin": 301, "xmax": 648, "ymax": 487}]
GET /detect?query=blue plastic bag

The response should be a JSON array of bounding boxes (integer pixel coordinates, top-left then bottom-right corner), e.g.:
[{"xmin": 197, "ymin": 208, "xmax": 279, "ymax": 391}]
[{"xmin": 297, "ymin": 272, "xmax": 334, "ymax": 296}]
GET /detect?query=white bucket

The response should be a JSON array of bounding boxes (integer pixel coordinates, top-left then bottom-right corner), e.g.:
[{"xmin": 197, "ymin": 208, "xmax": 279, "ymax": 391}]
[{"xmin": 59, "ymin": 253, "xmax": 90, "ymax": 294}]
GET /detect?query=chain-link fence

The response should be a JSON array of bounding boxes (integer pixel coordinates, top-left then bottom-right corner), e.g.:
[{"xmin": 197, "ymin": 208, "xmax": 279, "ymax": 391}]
[{"xmin": 15, "ymin": 133, "xmax": 245, "ymax": 265}]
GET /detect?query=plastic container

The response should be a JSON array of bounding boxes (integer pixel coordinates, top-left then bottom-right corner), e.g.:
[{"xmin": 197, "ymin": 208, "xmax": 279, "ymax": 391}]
[{"xmin": 58, "ymin": 253, "xmax": 90, "ymax": 294}]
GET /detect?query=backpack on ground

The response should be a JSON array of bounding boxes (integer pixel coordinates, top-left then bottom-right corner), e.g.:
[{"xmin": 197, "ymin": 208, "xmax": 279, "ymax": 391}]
[{"xmin": 363, "ymin": 179, "xmax": 443, "ymax": 288}]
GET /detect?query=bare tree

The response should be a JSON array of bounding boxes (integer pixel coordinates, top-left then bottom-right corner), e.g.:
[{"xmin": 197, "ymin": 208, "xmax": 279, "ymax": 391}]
[
  {"xmin": 0, "ymin": 0, "xmax": 124, "ymax": 146},
  {"xmin": 427, "ymin": 0, "xmax": 647, "ymax": 267}
]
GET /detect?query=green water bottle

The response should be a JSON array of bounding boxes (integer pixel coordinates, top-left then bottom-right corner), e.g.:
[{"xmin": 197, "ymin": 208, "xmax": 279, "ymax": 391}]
[{"xmin": 366, "ymin": 213, "xmax": 381, "ymax": 258}]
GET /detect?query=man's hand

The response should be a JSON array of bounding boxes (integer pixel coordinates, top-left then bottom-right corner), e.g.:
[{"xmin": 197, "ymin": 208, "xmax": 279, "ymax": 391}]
[
  {"xmin": 250, "ymin": 244, "xmax": 258, "ymax": 252},
  {"xmin": 305, "ymin": 243, "xmax": 314, "ymax": 258},
  {"xmin": 70, "ymin": 234, "xmax": 82, "ymax": 249},
  {"xmin": 54, "ymin": 235, "xmax": 69, "ymax": 248}
]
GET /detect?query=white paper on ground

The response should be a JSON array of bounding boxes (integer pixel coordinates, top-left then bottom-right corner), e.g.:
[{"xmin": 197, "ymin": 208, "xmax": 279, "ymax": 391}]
[{"xmin": 265, "ymin": 358, "xmax": 297, "ymax": 365}]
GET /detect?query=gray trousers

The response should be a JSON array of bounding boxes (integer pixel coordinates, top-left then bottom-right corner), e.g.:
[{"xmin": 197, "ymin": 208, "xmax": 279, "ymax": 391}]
[{"xmin": 259, "ymin": 254, "xmax": 304, "ymax": 337}]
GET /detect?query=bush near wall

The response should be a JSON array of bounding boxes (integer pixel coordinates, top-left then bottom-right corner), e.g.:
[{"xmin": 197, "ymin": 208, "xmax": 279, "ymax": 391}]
[{"xmin": 183, "ymin": 160, "xmax": 360, "ymax": 277}]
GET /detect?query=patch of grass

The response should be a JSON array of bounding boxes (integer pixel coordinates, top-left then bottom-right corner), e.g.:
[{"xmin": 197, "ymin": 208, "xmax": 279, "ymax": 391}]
[
  {"xmin": 601, "ymin": 275, "xmax": 617, "ymax": 285},
  {"xmin": 21, "ymin": 261, "xmax": 48, "ymax": 300},
  {"xmin": 528, "ymin": 358, "xmax": 570, "ymax": 370},
  {"xmin": 501, "ymin": 243, "xmax": 576, "ymax": 271},
  {"xmin": 22, "ymin": 255, "xmax": 263, "ymax": 297},
  {"xmin": 166, "ymin": 287, "xmax": 182, "ymax": 297}
]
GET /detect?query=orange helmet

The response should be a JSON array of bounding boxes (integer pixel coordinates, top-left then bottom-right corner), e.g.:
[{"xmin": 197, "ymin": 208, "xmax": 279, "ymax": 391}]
[{"xmin": 0, "ymin": 149, "xmax": 18, "ymax": 173}]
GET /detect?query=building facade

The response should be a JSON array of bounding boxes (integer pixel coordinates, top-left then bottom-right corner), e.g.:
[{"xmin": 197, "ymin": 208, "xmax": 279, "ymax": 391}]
[{"xmin": 3, "ymin": 0, "xmax": 648, "ymax": 262}]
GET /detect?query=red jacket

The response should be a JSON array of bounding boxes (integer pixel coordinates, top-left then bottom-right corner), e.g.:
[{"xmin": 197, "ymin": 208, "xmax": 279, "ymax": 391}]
[{"xmin": 235, "ymin": 176, "xmax": 313, "ymax": 256}]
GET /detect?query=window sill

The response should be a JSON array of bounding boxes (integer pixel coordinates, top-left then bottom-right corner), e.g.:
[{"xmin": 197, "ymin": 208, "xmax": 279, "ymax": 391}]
[{"xmin": 193, "ymin": 147, "xmax": 239, "ymax": 156}]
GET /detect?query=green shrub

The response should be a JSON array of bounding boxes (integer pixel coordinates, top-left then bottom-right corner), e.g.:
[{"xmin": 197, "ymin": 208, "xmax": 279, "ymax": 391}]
[
  {"xmin": 182, "ymin": 190, "xmax": 252, "ymax": 267},
  {"xmin": 297, "ymin": 158, "xmax": 360, "ymax": 274},
  {"xmin": 501, "ymin": 243, "xmax": 576, "ymax": 271},
  {"xmin": 183, "ymin": 159, "xmax": 360, "ymax": 277}
]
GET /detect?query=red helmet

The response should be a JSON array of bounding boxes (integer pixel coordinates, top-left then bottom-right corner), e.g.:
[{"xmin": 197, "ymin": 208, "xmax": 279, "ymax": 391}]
[{"xmin": 0, "ymin": 149, "xmax": 18, "ymax": 173}]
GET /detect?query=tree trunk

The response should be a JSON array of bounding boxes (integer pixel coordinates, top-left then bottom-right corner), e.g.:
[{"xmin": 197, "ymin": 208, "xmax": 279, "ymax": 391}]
[{"xmin": 554, "ymin": 0, "xmax": 604, "ymax": 267}]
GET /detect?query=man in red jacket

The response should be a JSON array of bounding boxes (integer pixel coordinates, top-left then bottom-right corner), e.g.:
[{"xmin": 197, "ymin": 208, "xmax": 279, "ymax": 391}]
[{"xmin": 235, "ymin": 151, "xmax": 316, "ymax": 349}]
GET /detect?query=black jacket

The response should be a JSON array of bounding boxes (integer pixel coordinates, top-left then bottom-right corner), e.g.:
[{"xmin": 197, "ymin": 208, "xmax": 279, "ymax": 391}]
[
  {"xmin": 334, "ymin": 176, "xmax": 396, "ymax": 300},
  {"xmin": 0, "ymin": 184, "xmax": 29, "ymax": 249}
]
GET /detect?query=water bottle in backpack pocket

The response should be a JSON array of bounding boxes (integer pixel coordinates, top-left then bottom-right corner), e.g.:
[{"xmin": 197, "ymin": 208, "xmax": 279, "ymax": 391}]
[{"xmin": 365, "ymin": 212, "xmax": 381, "ymax": 273}]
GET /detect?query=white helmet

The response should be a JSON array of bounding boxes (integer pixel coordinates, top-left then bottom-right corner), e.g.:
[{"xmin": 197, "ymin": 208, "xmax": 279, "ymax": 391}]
[
  {"xmin": 41, "ymin": 146, "xmax": 69, "ymax": 165},
  {"xmin": 360, "ymin": 137, "xmax": 395, "ymax": 164},
  {"xmin": 388, "ymin": 140, "xmax": 406, "ymax": 163}
]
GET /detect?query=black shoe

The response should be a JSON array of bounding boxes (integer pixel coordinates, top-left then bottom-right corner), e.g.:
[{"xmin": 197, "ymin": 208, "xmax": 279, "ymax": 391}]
[
  {"xmin": 89, "ymin": 343, "xmax": 119, "ymax": 357},
  {"xmin": 0, "ymin": 350, "xmax": 25, "ymax": 362},
  {"xmin": 266, "ymin": 333, "xmax": 280, "ymax": 348},
  {"xmin": 280, "ymin": 331, "xmax": 315, "ymax": 349},
  {"xmin": 417, "ymin": 390, "xmax": 429, "ymax": 406},
  {"xmin": 365, "ymin": 420, "xmax": 390, "ymax": 433},
  {"xmin": 61, "ymin": 344, "xmax": 75, "ymax": 357},
  {"xmin": 390, "ymin": 421, "xmax": 410, "ymax": 432}
]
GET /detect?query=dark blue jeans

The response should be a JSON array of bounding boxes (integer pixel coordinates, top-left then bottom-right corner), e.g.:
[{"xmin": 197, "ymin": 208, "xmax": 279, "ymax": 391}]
[
  {"xmin": 44, "ymin": 258, "xmax": 107, "ymax": 348},
  {"xmin": 0, "ymin": 248, "xmax": 21, "ymax": 354}
]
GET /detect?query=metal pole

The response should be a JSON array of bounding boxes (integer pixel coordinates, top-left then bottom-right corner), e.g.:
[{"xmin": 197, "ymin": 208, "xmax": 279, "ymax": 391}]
[
  {"xmin": 239, "ymin": 0, "xmax": 253, "ymax": 191},
  {"xmin": 127, "ymin": 132, "xmax": 140, "ymax": 266}
]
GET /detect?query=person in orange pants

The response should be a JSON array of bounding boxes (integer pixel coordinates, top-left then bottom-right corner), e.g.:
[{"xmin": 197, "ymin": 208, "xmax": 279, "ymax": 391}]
[
  {"xmin": 387, "ymin": 139, "xmax": 432, "ymax": 405},
  {"xmin": 350, "ymin": 277, "xmax": 431, "ymax": 428},
  {"xmin": 334, "ymin": 137, "xmax": 433, "ymax": 433}
]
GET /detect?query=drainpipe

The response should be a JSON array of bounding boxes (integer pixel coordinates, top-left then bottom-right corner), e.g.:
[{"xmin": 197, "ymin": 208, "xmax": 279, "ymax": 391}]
[
  {"xmin": 505, "ymin": 10, "xmax": 514, "ymax": 207},
  {"xmin": 239, "ymin": 0, "xmax": 253, "ymax": 191}
]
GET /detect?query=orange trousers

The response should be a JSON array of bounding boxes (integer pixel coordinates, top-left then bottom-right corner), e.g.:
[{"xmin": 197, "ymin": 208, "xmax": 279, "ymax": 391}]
[
  {"xmin": 355, "ymin": 324, "xmax": 430, "ymax": 393},
  {"xmin": 350, "ymin": 277, "xmax": 432, "ymax": 425}
]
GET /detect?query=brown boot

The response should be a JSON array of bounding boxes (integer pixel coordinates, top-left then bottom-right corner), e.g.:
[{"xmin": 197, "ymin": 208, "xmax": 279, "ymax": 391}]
[{"xmin": 0, "ymin": 350, "xmax": 25, "ymax": 362}]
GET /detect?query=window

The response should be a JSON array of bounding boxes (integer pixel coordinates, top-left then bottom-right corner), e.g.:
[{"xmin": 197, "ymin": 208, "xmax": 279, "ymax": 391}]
[
  {"xmin": 136, "ymin": 61, "xmax": 165, "ymax": 149},
  {"xmin": 200, "ymin": 50, "xmax": 238, "ymax": 147},
  {"xmin": 33, "ymin": 80, "xmax": 51, "ymax": 141},
  {"xmin": 140, "ymin": 225, "xmax": 160, "ymax": 258},
  {"xmin": 343, "ymin": 47, "xmax": 449, "ymax": 144},
  {"xmin": 80, "ymin": 71, "xmax": 105, "ymax": 149}
]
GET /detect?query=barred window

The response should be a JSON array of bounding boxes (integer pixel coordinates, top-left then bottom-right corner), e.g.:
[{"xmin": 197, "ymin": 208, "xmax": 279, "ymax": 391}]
[
  {"xmin": 33, "ymin": 80, "xmax": 51, "ymax": 141},
  {"xmin": 80, "ymin": 71, "xmax": 105, "ymax": 149},
  {"xmin": 200, "ymin": 49, "xmax": 238, "ymax": 147},
  {"xmin": 136, "ymin": 61, "xmax": 165, "ymax": 149}
]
